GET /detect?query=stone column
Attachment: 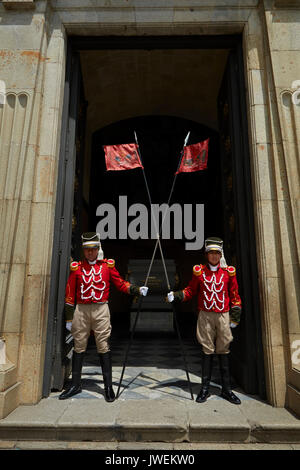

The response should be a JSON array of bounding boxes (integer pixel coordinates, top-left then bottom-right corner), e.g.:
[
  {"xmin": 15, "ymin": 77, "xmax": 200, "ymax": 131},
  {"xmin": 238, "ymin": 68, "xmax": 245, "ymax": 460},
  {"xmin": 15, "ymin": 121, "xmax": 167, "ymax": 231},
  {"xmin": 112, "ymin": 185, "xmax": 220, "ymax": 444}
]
[
  {"xmin": 261, "ymin": 0, "xmax": 300, "ymax": 414},
  {"xmin": 243, "ymin": 0, "xmax": 300, "ymax": 410},
  {"xmin": 0, "ymin": 0, "xmax": 67, "ymax": 417},
  {"xmin": 238, "ymin": 1, "xmax": 300, "ymax": 412},
  {"xmin": 242, "ymin": 6, "xmax": 287, "ymax": 407}
]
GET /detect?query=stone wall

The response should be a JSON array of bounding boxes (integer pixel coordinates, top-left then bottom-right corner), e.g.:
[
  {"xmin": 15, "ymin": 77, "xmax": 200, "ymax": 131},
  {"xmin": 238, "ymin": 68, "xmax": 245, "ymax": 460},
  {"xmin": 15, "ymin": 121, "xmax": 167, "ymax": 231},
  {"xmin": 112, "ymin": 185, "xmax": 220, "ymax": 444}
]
[
  {"xmin": 0, "ymin": 0, "xmax": 299, "ymax": 418},
  {"xmin": 0, "ymin": 0, "xmax": 67, "ymax": 416}
]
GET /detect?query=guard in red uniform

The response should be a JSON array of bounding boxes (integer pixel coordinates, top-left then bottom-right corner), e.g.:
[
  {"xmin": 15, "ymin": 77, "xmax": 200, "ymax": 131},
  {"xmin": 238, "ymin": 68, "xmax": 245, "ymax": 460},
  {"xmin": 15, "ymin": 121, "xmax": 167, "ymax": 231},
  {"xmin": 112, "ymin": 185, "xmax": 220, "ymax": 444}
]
[
  {"xmin": 167, "ymin": 237, "xmax": 242, "ymax": 404},
  {"xmin": 59, "ymin": 232, "xmax": 148, "ymax": 401}
]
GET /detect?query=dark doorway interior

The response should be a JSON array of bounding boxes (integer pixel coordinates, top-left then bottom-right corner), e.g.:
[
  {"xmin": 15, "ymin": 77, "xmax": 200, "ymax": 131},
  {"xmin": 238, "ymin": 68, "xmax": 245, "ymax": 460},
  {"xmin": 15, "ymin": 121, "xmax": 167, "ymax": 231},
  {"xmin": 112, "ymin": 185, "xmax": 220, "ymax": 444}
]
[
  {"xmin": 43, "ymin": 35, "xmax": 266, "ymax": 401},
  {"xmin": 79, "ymin": 116, "xmax": 222, "ymax": 337}
]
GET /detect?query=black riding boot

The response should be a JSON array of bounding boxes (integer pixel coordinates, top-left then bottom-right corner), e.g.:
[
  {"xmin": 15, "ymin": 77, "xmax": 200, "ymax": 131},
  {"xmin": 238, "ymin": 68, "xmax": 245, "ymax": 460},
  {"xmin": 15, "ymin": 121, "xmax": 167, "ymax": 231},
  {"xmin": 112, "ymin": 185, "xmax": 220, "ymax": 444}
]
[
  {"xmin": 99, "ymin": 351, "xmax": 115, "ymax": 402},
  {"xmin": 218, "ymin": 354, "xmax": 241, "ymax": 405},
  {"xmin": 196, "ymin": 353, "xmax": 213, "ymax": 403},
  {"xmin": 59, "ymin": 351, "xmax": 84, "ymax": 400}
]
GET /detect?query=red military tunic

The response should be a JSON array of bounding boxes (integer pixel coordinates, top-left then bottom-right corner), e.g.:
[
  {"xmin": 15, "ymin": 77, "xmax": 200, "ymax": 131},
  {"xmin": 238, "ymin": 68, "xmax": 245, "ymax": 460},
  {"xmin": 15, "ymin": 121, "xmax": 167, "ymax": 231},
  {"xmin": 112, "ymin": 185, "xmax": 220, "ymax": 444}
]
[
  {"xmin": 182, "ymin": 263, "xmax": 242, "ymax": 313},
  {"xmin": 65, "ymin": 258, "xmax": 130, "ymax": 307}
]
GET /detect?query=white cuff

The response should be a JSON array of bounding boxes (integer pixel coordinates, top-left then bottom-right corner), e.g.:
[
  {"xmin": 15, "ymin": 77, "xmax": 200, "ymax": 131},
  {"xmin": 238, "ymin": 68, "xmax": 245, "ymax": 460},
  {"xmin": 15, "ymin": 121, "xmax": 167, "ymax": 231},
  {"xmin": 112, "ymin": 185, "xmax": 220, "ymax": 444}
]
[{"xmin": 139, "ymin": 286, "xmax": 149, "ymax": 296}]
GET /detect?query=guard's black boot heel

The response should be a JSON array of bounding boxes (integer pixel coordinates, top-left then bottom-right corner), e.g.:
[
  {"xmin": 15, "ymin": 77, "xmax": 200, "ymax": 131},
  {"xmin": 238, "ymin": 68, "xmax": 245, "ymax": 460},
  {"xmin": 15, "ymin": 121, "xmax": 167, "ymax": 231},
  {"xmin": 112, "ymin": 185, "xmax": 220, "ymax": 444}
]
[
  {"xmin": 99, "ymin": 351, "xmax": 116, "ymax": 402},
  {"xmin": 218, "ymin": 354, "xmax": 241, "ymax": 405},
  {"xmin": 59, "ymin": 351, "xmax": 84, "ymax": 400},
  {"xmin": 196, "ymin": 353, "xmax": 213, "ymax": 403}
]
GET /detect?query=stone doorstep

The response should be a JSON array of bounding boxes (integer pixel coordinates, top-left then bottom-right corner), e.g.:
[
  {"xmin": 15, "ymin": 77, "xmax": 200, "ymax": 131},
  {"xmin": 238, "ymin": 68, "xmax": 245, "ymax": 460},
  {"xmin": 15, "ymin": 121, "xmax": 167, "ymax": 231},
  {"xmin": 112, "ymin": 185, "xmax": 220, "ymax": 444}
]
[
  {"xmin": 0, "ymin": 441, "xmax": 299, "ymax": 450},
  {"xmin": 0, "ymin": 382, "xmax": 21, "ymax": 420},
  {"xmin": 0, "ymin": 398, "xmax": 299, "ymax": 444},
  {"xmin": 0, "ymin": 362, "xmax": 18, "ymax": 393}
]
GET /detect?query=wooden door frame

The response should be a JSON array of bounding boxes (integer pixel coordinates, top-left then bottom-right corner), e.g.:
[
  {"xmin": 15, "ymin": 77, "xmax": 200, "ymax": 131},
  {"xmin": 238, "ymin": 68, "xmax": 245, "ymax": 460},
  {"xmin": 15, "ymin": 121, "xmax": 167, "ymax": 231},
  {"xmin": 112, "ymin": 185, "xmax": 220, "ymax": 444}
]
[{"xmin": 43, "ymin": 48, "xmax": 81, "ymax": 395}]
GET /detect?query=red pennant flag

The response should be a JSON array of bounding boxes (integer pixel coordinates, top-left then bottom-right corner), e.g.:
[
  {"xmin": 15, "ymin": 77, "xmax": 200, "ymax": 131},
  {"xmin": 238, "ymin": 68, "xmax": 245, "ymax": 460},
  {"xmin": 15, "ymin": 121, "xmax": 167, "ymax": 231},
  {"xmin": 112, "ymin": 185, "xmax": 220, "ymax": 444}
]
[
  {"xmin": 176, "ymin": 139, "xmax": 209, "ymax": 174},
  {"xmin": 103, "ymin": 143, "xmax": 144, "ymax": 171}
]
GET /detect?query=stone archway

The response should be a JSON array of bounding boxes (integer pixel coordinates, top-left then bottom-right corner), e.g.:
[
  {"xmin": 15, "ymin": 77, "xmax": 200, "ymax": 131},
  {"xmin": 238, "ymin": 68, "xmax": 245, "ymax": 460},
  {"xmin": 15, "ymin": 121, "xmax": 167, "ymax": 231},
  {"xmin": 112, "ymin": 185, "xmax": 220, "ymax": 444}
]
[{"xmin": 60, "ymin": 43, "xmax": 266, "ymax": 398}]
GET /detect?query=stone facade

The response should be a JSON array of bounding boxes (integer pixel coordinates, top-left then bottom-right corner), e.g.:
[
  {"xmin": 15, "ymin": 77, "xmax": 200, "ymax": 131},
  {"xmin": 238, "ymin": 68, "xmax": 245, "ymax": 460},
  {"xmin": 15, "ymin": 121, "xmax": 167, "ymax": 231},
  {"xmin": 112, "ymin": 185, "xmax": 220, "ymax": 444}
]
[{"xmin": 0, "ymin": 0, "xmax": 299, "ymax": 418}]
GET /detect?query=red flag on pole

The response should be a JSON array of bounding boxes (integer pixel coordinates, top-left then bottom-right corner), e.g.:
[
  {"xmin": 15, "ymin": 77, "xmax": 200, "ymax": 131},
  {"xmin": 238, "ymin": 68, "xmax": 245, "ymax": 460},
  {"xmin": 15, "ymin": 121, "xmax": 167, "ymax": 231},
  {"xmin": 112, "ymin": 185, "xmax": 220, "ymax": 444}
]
[
  {"xmin": 103, "ymin": 143, "xmax": 144, "ymax": 171},
  {"xmin": 176, "ymin": 138, "xmax": 209, "ymax": 174}
]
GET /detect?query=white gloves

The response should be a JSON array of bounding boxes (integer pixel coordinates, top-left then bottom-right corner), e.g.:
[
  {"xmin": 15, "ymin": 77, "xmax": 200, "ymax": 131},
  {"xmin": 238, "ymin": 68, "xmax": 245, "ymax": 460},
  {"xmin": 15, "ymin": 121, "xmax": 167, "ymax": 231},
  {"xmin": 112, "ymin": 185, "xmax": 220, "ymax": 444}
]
[
  {"xmin": 66, "ymin": 321, "xmax": 72, "ymax": 332},
  {"xmin": 230, "ymin": 322, "xmax": 238, "ymax": 329},
  {"xmin": 167, "ymin": 291, "xmax": 174, "ymax": 303},
  {"xmin": 139, "ymin": 286, "xmax": 149, "ymax": 296}
]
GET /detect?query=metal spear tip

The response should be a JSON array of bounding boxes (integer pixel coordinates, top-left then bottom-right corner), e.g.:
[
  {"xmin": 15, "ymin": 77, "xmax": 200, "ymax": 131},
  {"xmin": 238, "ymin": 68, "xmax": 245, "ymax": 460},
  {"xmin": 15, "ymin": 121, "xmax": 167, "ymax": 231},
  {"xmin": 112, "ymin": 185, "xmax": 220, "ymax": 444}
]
[{"xmin": 184, "ymin": 131, "xmax": 190, "ymax": 147}]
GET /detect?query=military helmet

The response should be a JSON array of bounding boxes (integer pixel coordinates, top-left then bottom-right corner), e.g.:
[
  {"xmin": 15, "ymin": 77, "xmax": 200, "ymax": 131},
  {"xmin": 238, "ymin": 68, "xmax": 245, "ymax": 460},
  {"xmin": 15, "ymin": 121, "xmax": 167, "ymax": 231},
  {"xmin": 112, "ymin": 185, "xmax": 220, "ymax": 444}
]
[
  {"xmin": 81, "ymin": 232, "xmax": 101, "ymax": 249},
  {"xmin": 81, "ymin": 232, "xmax": 104, "ymax": 259},
  {"xmin": 204, "ymin": 236, "xmax": 223, "ymax": 253},
  {"xmin": 204, "ymin": 236, "xmax": 227, "ymax": 267}
]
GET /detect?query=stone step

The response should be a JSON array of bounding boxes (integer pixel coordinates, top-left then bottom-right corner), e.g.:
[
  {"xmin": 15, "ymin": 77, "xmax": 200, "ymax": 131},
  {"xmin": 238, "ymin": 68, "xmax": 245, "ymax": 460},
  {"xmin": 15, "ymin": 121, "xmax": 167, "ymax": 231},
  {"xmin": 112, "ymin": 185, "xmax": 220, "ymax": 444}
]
[
  {"xmin": 1, "ymin": 441, "xmax": 299, "ymax": 450},
  {"xmin": 0, "ymin": 398, "xmax": 299, "ymax": 444}
]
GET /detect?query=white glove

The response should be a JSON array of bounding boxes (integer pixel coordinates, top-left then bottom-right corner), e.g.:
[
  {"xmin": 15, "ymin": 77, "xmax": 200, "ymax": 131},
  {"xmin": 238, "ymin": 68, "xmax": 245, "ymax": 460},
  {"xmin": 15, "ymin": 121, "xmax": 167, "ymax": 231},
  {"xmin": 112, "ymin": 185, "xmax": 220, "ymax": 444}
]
[
  {"xmin": 139, "ymin": 286, "xmax": 149, "ymax": 296},
  {"xmin": 230, "ymin": 322, "xmax": 237, "ymax": 329},
  {"xmin": 66, "ymin": 321, "xmax": 72, "ymax": 332},
  {"xmin": 167, "ymin": 291, "xmax": 174, "ymax": 303}
]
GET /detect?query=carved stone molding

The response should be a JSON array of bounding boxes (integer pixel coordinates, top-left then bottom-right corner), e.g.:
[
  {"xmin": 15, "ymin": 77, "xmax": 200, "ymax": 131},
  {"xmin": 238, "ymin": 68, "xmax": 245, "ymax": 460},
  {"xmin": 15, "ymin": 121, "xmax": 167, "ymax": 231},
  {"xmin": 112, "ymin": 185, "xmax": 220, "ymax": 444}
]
[
  {"xmin": 274, "ymin": 0, "xmax": 300, "ymax": 8},
  {"xmin": 2, "ymin": 0, "xmax": 35, "ymax": 10}
]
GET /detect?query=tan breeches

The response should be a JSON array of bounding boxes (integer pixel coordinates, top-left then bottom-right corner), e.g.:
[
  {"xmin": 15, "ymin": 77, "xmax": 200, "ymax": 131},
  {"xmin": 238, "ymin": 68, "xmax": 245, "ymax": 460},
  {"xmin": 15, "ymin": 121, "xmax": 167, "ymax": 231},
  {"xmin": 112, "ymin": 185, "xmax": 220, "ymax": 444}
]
[
  {"xmin": 196, "ymin": 310, "xmax": 233, "ymax": 355},
  {"xmin": 71, "ymin": 303, "xmax": 112, "ymax": 354}
]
